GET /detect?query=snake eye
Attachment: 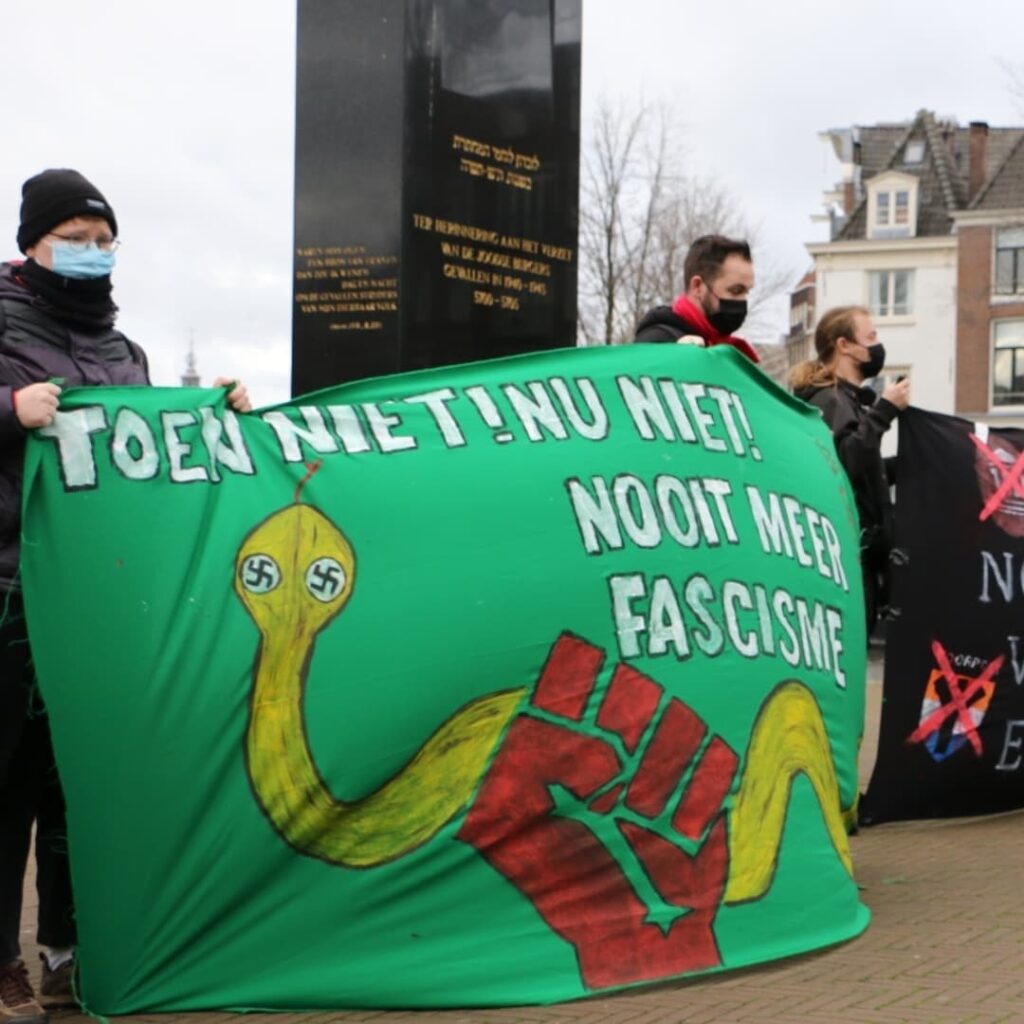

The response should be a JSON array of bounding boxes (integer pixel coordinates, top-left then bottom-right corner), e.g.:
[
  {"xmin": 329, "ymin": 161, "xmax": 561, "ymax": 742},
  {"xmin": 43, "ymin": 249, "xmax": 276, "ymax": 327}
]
[
  {"xmin": 240, "ymin": 553, "xmax": 282, "ymax": 594},
  {"xmin": 305, "ymin": 557, "xmax": 346, "ymax": 603}
]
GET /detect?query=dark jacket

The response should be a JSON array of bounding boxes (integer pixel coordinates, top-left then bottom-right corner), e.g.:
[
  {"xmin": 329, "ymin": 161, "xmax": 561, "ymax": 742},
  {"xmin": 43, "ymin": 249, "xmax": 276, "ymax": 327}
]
[
  {"xmin": 635, "ymin": 305, "xmax": 693, "ymax": 343},
  {"xmin": 795, "ymin": 378, "xmax": 899, "ymax": 562},
  {"xmin": 0, "ymin": 262, "xmax": 149, "ymax": 590},
  {"xmin": 634, "ymin": 302, "xmax": 761, "ymax": 363}
]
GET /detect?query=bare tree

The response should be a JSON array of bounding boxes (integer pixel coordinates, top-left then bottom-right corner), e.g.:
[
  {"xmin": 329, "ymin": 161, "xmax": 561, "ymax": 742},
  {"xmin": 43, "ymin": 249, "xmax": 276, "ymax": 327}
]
[
  {"xmin": 578, "ymin": 98, "xmax": 794, "ymax": 347},
  {"xmin": 1002, "ymin": 58, "xmax": 1024, "ymax": 116}
]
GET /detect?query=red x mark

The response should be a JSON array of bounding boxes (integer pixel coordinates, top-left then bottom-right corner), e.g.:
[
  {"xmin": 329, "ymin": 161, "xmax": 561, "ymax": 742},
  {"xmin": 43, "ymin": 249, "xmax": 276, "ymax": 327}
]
[
  {"xmin": 970, "ymin": 434, "xmax": 1024, "ymax": 522},
  {"xmin": 906, "ymin": 639, "xmax": 1003, "ymax": 755}
]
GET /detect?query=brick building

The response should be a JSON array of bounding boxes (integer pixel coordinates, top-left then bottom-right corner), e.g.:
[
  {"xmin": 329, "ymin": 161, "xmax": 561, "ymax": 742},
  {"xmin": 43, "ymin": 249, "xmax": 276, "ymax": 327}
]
[
  {"xmin": 952, "ymin": 132, "xmax": 1024, "ymax": 416},
  {"xmin": 786, "ymin": 269, "xmax": 815, "ymax": 370},
  {"xmin": 792, "ymin": 110, "xmax": 1024, "ymax": 426}
]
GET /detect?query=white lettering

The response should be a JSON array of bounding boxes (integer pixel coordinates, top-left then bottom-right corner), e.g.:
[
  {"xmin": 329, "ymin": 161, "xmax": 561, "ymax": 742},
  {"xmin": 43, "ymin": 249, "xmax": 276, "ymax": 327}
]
[{"xmin": 37, "ymin": 407, "xmax": 108, "ymax": 490}]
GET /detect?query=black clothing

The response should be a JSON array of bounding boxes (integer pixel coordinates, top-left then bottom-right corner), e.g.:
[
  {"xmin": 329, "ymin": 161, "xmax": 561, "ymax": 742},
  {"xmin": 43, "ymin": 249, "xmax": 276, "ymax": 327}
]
[
  {"xmin": 796, "ymin": 378, "xmax": 900, "ymax": 630},
  {"xmin": 0, "ymin": 261, "xmax": 149, "ymax": 590},
  {"xmin": 18, "ymin": 259, "xmax": 117, "ymax": 329},
  {"xmin": 0, "ymin": 594, "xmax": 76, "ymax": 964},
  {"xmin": 17, "ymin": 169, "xmax": 117, "ymax": 254},
  {"xmin": 0, "ymin": 237, "xmax": 143, "ymax": 968},
  {"xmin": 0, "ymin": 256, "xmax": 148, "ymax": 966},
  {"xmin": 635, "ymin": 305, "xmax": 691, "ymax": 342},
  {"xmin": 633, "ymin": 300, "xmax": 761, "ymax": 363}
]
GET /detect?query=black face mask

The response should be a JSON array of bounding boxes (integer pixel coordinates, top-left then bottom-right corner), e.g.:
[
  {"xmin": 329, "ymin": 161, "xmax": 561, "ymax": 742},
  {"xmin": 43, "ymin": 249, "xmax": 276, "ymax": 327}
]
[
  {"xmin": 708, "ymin": 297, "xmax": 748, "ymax": 336},
  {"xmin": 858, "ymin": 342, "xmax": 886, "ymax": 379}
]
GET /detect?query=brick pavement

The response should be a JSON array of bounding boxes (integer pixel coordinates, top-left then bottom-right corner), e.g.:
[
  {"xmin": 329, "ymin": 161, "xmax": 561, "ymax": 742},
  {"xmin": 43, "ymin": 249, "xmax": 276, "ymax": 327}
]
[{"xmin": 20, "ymin": 653, "xmax": 1024, "ymax": 1024}]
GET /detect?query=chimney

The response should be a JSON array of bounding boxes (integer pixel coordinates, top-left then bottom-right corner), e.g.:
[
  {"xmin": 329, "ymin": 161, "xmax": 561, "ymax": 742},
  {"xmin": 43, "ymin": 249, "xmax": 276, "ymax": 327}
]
[
  {"xmin": 842, "ymin": 180, "xmax": 855, "ymax": 215},
  {"xmin": 969, "ymin": 121, "xmax": 989, "ymax": 202}
]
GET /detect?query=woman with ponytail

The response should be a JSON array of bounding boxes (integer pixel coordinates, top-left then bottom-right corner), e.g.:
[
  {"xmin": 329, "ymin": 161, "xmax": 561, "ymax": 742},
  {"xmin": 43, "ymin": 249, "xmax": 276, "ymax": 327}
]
[{"xmin": 791, "ymin": 305, "xmax": 910, "ymax": 635}]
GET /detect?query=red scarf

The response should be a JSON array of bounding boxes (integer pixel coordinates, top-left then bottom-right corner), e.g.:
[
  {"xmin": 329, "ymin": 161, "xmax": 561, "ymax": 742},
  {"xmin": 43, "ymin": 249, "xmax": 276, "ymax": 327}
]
[{"xmin": 671, "ymin": 295, "xmax": 760, "ymax": 364}]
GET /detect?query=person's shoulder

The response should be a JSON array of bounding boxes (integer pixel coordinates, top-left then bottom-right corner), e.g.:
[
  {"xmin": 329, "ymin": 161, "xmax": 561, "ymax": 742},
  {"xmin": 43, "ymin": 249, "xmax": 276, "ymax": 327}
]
[
  {"xmin": 99, "ymin": 326, "xmax": 148, "ymax": 372},
  {"xmin": 795, "ymin": 382, "xmax": 839, "ymax": 410},
  {"xmin": 119, "ymin": 335, "xmax": 149, "ymax": 377},
  {"xmin": 634, "ymin": 305, "xmax": 687, "ymax": 342},
  {"xmin": 0, "ymin": 262, "xmax": 31, "ymax": 311},
  {"xmin": 794, "ymin": 382, "xmax": 825, "ymax": 401},
  {"xmin": 125, "ymin": 338, "xmax": 148, "ymax": 364}
]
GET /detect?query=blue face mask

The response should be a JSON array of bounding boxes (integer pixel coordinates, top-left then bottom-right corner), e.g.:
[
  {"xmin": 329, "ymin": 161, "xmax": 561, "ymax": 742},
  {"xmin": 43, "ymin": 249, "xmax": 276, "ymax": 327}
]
[{"xmin": 50, "ymin": 241, "xmax": 116, "ymax": 280}]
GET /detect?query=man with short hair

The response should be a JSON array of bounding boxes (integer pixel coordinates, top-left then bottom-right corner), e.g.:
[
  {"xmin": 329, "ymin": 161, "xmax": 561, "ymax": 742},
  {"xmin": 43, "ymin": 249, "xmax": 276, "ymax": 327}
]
[{"xmin": 634, "ymin": 234, "xmax": 759, "ymax": 363}]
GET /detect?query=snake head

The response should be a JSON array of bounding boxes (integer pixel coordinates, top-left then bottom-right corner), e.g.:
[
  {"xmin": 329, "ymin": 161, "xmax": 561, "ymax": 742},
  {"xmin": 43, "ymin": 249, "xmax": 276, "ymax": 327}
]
[{"xmin": 234, "ymin": 503, "xmax": 356, "ymax": 638}]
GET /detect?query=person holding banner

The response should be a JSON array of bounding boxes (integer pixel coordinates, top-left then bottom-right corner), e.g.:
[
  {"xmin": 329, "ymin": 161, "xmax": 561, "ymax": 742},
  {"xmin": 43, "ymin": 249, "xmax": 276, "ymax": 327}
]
[
  {"xmin": 633, "ymin": 234, "xmax": 761, "ymax": 363},
  {"xmin": 0, "ymin": 169, "xmax": 251, "ymax": 1024},
  {"xmin": 791, "ymin": 305, "xmax": 910, "ymax": 636}
]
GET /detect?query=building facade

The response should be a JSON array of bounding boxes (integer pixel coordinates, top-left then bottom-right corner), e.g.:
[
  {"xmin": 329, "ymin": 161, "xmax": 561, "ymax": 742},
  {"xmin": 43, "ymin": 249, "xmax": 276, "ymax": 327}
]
[
  {"xmin": 953, "ymin": 134, "xmax": 1024, "ymax": 419},
  {"xmin": 786, "ymin": 269, "xmax": 815, "ymax": 371},
  {"xmin": 793, "ymin": 111, "xmax": 1024, "ymax": 428}
]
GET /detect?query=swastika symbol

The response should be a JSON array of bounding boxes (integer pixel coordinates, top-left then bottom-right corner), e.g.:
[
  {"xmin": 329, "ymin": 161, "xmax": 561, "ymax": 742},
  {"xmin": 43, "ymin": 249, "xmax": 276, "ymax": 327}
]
[
  {"xmin": 305, "ymin": 557, "xmax": 346, "ymax": 602},
  {"xmin": 240, "ymin": 554, "xmax": 281, "ymax": 594}
]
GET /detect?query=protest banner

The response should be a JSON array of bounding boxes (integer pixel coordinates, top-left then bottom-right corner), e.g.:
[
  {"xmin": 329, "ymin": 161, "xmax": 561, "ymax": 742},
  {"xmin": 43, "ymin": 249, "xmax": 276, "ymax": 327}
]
[
  {"xmin": 22, "ymin": 345, "xmax": 868, "ymax": 1011},
  {"xmin": 862, "ymin": 407, "xmax": 1024, "ymax": 822}
]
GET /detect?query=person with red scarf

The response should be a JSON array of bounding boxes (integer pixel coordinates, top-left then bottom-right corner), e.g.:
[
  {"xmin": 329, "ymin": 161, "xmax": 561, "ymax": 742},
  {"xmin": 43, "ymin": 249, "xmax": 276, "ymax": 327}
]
[{"xmin": 634, "ymin": 234, "xmax": 759, "ymax": 363}]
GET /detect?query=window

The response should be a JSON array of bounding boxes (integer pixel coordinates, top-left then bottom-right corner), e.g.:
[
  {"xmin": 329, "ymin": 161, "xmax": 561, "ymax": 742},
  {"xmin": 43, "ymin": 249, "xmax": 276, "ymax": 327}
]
[
  {"xmin": 789, "ymin": 300, "xmax": 810, "ymax": 332},
  {"xmin": 904, "ymin": 139, "xmax": 925, "ymax": 164},
  {"xmin": 995, "ymin": 227, "xmax": 1024, "ymax": 296},
  {"xmin": 868, "ymin": 270, "xmax": 914, "ymax": 317},
  {"xmin": 869, "ymin": 365, "xmax": 911, "ymax": 396},
  {"xmin": 875, "ymin": 190, "xmax": 910, "ymax": 227},
  {"xmin": 875, "ymin": 192, "xmax": 890, "ymax": 227},
  {"xmin": 894, "ymin": 191, "xmax": 909, "ymax": 225},
  {"xmin": 867, "ymin": 175, "xmax": 917, "ymax": 238},
  {"xmin": 993, "ymin": 320, "xmax": 1024, "ymax": 406}
]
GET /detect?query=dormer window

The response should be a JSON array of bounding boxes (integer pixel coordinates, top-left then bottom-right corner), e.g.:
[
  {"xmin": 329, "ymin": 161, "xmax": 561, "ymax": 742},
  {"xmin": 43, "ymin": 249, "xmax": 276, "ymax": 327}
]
[
  {"xmin": 866, "ymin": 172, "xmax": 919, "ymax": 239},
  {"xmin": 894, "ymin": 190, "xmax": 909, "ymax": 225},
  {"xmin": 904, "ymin": 139, "xmax": 925, "ymax": 164},
  {"xmin": 875, "ymin": 189, "xmax": 909, "ymax": 228}
]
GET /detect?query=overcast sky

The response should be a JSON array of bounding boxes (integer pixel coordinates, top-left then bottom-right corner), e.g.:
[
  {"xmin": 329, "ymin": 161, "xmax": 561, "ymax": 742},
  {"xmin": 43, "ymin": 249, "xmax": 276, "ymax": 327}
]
[{"xmin": 2, "ymin": 1, "xmax": 1022, "ymax": 407}]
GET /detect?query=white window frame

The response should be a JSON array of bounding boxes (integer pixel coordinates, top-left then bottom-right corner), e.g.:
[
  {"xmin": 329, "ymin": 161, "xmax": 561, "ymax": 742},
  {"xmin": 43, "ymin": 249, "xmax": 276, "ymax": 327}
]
[
  {"xmin": 904, "ymin": 139, "xmax": 925, "ymax": 164},
  {"xmin": 866, "ymin": 172, "xmax": 918, "ymax": 239},
  {"xmin": 874, "ymin": 189, "xmax": 911, "ymax": 228},
  {"xmin": 991, "ymin": 318, "xmax": 1024, "ymax": 409},
  {"xmin": 876, "ymin": 192, "xmax": 890, "ymax": 226},
  {"xmin": 867, "ymin": 269, "xmax": 915, "ymax": 320},
  {"xmin": 893, "ymin": 190, "xmax": 910, "ymax": 226},
  {"xmin": 994, "ymin": 226, "xmax": 1024, "ymax": 298}
]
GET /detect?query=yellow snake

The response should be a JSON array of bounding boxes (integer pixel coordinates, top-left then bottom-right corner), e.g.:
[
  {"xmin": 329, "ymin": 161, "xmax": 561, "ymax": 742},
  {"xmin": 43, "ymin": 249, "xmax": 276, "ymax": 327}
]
[
  {"xmin": 234, "ymin": 493, "xmax": 854, "ymax": 891},
  {"xmin": 234, "ymin": 499, "xmax": 525, "ymax": 867},
  {"xmin": 724, "ymin": 680, "xmax": 854, "ymax": 904}
]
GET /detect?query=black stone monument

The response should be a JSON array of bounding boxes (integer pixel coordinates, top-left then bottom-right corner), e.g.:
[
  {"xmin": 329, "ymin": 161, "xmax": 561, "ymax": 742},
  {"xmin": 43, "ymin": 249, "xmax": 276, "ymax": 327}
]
[{"xmin": 292, "ymin": 0, "xmax": 581, "ymax": 395}]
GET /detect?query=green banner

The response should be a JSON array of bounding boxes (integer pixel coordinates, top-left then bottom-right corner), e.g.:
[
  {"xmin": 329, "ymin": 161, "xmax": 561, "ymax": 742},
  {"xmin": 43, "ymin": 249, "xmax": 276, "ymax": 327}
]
[{"xmin": 21, "ymin": 345, "xmax": 868, "ymax": 1012}]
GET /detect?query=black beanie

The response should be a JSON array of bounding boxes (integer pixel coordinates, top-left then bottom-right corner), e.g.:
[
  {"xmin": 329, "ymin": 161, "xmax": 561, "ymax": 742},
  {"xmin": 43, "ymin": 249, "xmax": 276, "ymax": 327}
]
[{"xmin": 17, "ymin": 169, "xmax": 118, "ymax": 254}]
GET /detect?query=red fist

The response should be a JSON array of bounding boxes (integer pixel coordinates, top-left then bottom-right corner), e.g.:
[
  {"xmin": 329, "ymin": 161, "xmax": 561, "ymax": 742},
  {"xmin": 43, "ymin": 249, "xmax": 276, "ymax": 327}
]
[{"xmin": 459, "ymin": 633, "xmax": 738, "ymax": 990}]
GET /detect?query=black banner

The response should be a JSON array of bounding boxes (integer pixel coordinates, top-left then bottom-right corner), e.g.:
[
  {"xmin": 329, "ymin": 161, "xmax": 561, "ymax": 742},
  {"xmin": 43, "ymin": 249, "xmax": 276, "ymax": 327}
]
[{"xmin": 861, "ymin": 407, "xmax": 1024, "ymax": 822}]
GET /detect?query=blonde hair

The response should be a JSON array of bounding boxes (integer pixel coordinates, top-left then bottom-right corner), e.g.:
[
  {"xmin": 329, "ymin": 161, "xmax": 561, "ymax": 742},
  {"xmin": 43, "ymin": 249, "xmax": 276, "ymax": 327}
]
[{"xmin": 789, "ymin": 305, "xmax": 870, "ymax": 391}]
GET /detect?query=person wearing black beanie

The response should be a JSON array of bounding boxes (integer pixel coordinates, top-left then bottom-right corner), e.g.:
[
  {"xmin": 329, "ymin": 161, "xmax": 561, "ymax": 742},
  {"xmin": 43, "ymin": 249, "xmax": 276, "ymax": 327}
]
[
  {"xmin": 8, "ymin": 167, "xmax": 122, "ymax": 331},
  {"xmin": 0, "ymin": 169, "xmax": 250, "ymax": 1023},
  {"xmin": 16, "ymin": 168, "xmax": 118, "ymax": 255}
]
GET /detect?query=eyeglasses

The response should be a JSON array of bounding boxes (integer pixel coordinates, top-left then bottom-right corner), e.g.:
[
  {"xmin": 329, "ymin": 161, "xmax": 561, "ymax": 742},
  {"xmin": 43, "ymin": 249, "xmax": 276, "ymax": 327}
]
[{"xmin": 46, "ymin": 233, "xmax": 121, "ymax": 253}]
